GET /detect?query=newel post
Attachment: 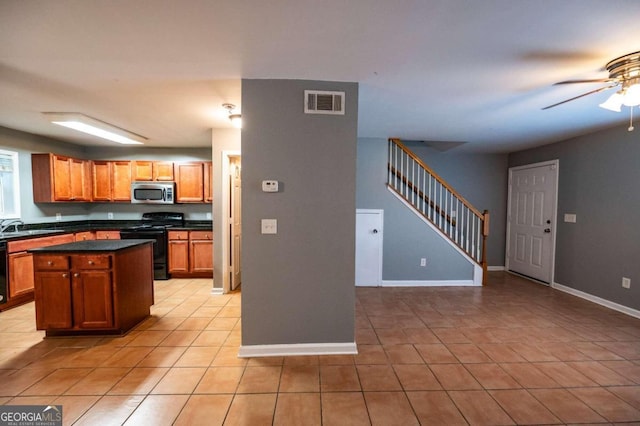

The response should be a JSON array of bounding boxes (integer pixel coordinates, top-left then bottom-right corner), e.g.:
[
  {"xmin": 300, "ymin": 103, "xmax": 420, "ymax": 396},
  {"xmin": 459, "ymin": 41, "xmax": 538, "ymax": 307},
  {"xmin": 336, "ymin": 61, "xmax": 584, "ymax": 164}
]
[{"xmin": 481, "ymin": 210, "xmax": 490, "ymax": 285}]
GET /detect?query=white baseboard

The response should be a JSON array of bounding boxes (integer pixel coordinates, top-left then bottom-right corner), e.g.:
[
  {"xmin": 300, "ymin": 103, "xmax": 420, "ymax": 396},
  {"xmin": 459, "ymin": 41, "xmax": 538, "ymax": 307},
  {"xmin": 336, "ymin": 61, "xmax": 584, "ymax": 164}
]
[
  {"xmin": 488, "ymin": 266, "xmax": 505, "ymax": 271},
  {"xmin": 210, "ymin": 287, "xmax": 224, "ymax": 295},
  {"xmin": 238, "ymin": 342, "xmax": 358, "ymax": 358},
  {"xmin": 381, "ymin": 280, "xmax": 479, "ymax": 287},
  {"xmin": 552, "ymin": 282, "xmax": 640, "ymax": 320}
]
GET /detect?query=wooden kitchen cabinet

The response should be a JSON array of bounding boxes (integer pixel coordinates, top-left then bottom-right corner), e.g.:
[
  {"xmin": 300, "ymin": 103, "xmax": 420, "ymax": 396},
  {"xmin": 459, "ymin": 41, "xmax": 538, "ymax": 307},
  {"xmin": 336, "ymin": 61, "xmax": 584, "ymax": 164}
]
[
  {"xmin": 91, "ymin": 161, "xmax": 131, "ymax": 202},
  {"xmin": 132, "ymin": 161, "xmax": 174, "ymax": 181},
  {"xmin": 32, "ymin": 153, "xmax": 91, "ymax": 202},
  {"xmin": 204, "ymin": 161, "xmax": 213, "ymax": 203},
  {"xmin": 75, "ymin": 231, "xmax": 96, "ymax": 241},
  {"xmin": 168, "ymin": 231, "xmax": 189, "ymax": 273},
  {"xmin": 95, "ymin": 230, "xmax": 120, "ymax": 240},
  {"xmin": 31, "ymin": 241, "xmax": 154, "ymax": 336},
  {"xmin": 175, "ymin": 162, "xmax": 204, "ymax": 203},
  {"xmin": 4, "ymin": 233, "xmax": 75, "ymax": 310},
  {"xmin": 168, "ymin": 230, "xmax": 212, "ymax": 277},
  {"xmin": 190, "ymin": 231, "xmax": 213, "ymax": 273}
]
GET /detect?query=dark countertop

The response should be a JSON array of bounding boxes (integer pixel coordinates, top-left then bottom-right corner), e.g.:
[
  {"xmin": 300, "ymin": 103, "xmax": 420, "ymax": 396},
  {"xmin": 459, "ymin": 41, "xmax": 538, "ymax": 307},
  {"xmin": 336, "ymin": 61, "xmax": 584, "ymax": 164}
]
[
  {"xmin": 28, "ymin": 239, "xmax": 155, "ymax": 253},
  {"xmin": 0, "ymin": 220, "xmax": 212, "ymax": 242}
]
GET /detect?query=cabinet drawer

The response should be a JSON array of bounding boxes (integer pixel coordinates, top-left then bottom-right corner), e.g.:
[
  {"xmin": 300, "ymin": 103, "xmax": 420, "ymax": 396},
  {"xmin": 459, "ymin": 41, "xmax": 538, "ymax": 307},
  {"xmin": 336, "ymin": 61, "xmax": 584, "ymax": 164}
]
[
  {"xmin": 168, "ymin": 231, "xmax": 189, "ymax": 240},
  {"xmin": 34, "ymin": 255, "xmax": 69, "ymax": 271},
  {"xmin": 190, "ymin": 231, "xmax": 213, "ymax": 240},
  {"xmin": 73, "ymin": 255, "xmax": 111, "ymax": 270},
  {"xmin": 95, "ymin": 231, "xmax": 120, "ymax": 240}
]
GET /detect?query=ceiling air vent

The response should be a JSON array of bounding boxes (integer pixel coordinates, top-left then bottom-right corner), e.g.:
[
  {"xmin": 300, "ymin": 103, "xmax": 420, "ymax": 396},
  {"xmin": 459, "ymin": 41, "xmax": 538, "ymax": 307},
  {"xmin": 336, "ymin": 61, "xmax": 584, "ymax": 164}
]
[{"xmin": 304, "ymin": 90, "xmax": 345, "ymax": 115}]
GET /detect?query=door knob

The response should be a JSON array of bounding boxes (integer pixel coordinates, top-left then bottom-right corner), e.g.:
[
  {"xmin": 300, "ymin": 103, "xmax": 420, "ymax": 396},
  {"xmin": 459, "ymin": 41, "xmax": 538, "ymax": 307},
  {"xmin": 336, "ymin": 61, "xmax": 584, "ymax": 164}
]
[
  {"xmin": 372, "ymin": 229, "xmax": 378, "ymax": 234},
  {"xmin": 544, "ymin": 228, "xmax": 551, "ymax": 233}
]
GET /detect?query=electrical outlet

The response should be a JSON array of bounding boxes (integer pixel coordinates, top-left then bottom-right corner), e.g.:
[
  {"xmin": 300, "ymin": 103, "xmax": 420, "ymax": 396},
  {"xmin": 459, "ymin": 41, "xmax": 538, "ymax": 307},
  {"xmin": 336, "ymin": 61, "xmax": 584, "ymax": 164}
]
[
  {"xmin": 56, "ymin": 213, "xmax": 62, "ymax": 221},
  {"xmin": 206, "ymin": 212, "xmax": 212, "ymax": 219},
  {"xmin": 622, "ymin": 277, "xmax": 631, "ymax": 289},
  {"xmin": 107, "ymin": 212, "xmax": 114, "ymax": 219},
  {"xmin": 420, "ymin": 258, "xmax": 427, "ymax": 267}
]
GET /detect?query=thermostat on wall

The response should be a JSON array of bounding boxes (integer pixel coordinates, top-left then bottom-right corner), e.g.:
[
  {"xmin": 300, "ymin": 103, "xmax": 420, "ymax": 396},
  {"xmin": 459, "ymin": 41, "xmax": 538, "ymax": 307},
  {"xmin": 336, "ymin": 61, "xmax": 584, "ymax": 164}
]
[{"xmin": 262, "ymin": 180, "xmax": 279, "ymax": 192}]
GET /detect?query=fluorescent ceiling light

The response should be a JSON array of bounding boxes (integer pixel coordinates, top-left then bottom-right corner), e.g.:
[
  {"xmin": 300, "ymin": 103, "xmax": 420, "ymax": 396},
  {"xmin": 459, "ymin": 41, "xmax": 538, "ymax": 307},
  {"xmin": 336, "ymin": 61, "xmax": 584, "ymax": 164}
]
[{"xmin": 43, "ymin": 113, "xmax": 146, "ymax": 145}]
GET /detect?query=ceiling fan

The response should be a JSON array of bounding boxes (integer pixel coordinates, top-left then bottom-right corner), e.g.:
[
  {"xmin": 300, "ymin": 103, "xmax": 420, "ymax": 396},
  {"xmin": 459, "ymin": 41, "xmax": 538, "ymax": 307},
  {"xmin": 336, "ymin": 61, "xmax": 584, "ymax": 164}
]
[{"xmin": 543, "ymin": 50, "xmax": 640, "ymax": 114}]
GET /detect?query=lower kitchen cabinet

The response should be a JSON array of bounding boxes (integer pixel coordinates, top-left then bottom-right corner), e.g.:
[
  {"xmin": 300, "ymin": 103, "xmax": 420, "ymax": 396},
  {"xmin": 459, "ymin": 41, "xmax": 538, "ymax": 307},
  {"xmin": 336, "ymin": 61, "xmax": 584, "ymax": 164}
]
[
  {"xmin": 168, "ymin": 230, "xmax": 212, "ymax": 277},
  {"xmin": 31, "ymin": 241, "xmax": 154, "ymax": 336},
  {"xmin": 2, "ymin": 233, "xmax": 75, "ymax": 311}
]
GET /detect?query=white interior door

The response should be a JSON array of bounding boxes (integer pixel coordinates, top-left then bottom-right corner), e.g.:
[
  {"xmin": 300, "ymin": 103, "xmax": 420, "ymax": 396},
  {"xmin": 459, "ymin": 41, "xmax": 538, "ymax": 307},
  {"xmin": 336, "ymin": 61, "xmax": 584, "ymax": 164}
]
[
  {"xmin": 506, "ymin": 161, "xmax": 558, "ymax": 284},
  {"xmin": 229, "ymin": 156, "xmax": 242, "ymax": 290},
  {"xmin": 356, "ymin": 209, "xmax": 383, "ymax": 287}
]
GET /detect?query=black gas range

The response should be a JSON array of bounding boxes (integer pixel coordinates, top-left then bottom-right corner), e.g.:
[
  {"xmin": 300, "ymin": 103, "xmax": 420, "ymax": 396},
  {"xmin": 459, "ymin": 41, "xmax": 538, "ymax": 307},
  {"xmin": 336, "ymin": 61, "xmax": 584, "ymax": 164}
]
[{"xmin": 120, "ymin": 212, "xmax": 184, "ymax": 280}]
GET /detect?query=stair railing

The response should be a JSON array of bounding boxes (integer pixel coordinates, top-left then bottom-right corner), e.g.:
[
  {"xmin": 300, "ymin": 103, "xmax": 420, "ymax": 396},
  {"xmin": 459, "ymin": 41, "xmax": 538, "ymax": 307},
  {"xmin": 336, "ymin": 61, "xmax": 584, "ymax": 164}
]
[{"xmin": 387, "ymin": 138, "xmax": 489, "ymax": 280}]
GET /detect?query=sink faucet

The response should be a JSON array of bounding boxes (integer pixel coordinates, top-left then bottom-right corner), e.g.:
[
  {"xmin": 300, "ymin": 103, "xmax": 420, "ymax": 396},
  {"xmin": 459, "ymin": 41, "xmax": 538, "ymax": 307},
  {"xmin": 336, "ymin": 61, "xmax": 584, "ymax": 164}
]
[{"xmin": 0, "ymin": 219, "xmax": 24, "ymax": 232}]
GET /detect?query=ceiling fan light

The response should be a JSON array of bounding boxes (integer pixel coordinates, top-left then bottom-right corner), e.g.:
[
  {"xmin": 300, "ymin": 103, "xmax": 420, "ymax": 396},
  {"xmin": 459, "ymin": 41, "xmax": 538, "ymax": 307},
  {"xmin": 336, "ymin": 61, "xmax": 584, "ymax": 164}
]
[
  {"xmin": 622, "ymin": 83, "xmax": 640, "ymax": 107},
  {"xmin": 599, "ymin": 91, "xmax": 624, "ymax": 112}
]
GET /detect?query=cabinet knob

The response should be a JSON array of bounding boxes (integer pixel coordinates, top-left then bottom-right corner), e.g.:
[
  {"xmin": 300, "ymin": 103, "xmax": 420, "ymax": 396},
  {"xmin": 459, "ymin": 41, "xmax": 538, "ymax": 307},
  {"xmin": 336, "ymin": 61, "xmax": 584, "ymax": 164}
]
[
  {"xmin": 106, "ymin": 235, "xmax": 110, "ymax": 239},
  {"xmin": 62, "ymin": 273, "xmax": 68, "ymax": 278},
  {"xmin": 88, "ymin": 260, "xmax": 94, "ymax": 265},
  {"xmin": 73, "ymin": 273, "xmax": 80, "ymax": 278},
  {"xmin": 47, "ymin": 261, "xmax": 53, "ymax": 266}
]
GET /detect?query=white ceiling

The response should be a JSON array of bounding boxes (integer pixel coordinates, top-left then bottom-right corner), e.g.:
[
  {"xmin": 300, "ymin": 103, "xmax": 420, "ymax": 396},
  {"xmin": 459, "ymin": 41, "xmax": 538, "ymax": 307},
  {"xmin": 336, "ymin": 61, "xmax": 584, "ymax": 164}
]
[{"xmin": 1, "ymin": 0, "xmax": 639, "ymax": 152}]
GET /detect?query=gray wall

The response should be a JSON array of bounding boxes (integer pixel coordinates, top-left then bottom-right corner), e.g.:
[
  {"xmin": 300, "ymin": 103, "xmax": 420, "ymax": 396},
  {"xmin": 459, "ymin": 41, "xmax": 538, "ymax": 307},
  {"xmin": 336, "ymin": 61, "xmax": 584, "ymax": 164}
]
[
  {"xmin": 241, "ymin": 79, "xmax": 357, "ymax": 345},
  {"xmin": 0, "ymin": 125, "xmax": 213, "ymax": 223},
  {"xmin": 509, "ymin": 125, "xmax": 640, "ymax": 311},
  {"xmin": 357, "ymin": 138, "xmax": 472, "ymax": 280}
]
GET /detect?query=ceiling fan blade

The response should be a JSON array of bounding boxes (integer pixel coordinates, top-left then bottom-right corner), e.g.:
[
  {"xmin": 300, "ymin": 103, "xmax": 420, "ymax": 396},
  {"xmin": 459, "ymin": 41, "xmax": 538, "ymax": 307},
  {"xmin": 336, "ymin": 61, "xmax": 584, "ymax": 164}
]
[
  {"xmin": 542, "ymin": 84, "xmax": 618, "ymax": 110},
  {"xmin": 553, "ymin": 78, "xmax": 612, "ymax": 85}
]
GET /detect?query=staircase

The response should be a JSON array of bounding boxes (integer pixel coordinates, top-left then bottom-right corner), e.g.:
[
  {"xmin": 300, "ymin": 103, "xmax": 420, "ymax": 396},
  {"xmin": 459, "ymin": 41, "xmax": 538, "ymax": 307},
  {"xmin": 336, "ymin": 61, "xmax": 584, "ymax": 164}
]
[{"xmin": 387, "ymin": 138, "xmax": 489, "ymax": 284}]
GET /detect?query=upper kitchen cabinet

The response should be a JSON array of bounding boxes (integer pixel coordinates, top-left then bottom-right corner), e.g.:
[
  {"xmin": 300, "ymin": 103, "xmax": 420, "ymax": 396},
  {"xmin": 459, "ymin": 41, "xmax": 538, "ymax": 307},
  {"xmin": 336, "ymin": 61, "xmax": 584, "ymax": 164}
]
[
  {"xmin": 204, "ymin": 161, "xmax": 213, "ymax": 203},
  {"xmin": 91, "ymin": 161, "xmax": 132, "ymax": 202},
  {"xmin": 175, "ymin": 162, "xmax": 204, "ymax": 203},
  {"xmin": 132, "ymin": 161, "xmax": 174, "ymax": 181},
  {"xmin": 32, "ymin": 153, "xmax": 91, "ymax": 202}
]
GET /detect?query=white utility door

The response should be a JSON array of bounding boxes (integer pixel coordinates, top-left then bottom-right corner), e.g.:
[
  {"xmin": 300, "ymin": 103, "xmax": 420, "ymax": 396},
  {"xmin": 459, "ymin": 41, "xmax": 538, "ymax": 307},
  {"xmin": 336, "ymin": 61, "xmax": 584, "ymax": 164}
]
[
  {"xmin": 355, "ymin": 209, "xmax": 383, "ymax": 287},
  {"xmin": 229, "ymin": 156, "xmax": 242, "ymax": 290},
  {"xmin": 506, "ymin": 161, "xmax": 558, "ymax": 284}
]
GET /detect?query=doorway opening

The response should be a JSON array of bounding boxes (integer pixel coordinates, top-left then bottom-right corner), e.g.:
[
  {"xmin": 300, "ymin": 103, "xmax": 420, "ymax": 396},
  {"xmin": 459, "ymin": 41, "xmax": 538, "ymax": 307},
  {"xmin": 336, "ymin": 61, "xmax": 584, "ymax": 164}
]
[{"xmin": 221, "ymin": 151, "xmax": 242, "ymax": 293}]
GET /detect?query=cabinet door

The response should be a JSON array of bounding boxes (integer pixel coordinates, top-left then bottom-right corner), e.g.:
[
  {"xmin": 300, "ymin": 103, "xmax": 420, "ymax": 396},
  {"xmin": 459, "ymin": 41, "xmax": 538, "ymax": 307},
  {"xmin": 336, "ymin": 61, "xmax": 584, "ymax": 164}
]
[
  {"xmin": 175, "ymin": 162, "xmax": 204, "ymax": 203},
  {"xmin": 204, "ymin": 161, "xmax": 213, "ymax": 203},
  {"xmin": 8, "ymin": 251, "xmax": 34, "ymax": 298},
  {"xmin": 34, "ymin": 271, "xmax": 73, "ymax": 330},
  {"xmin": 168, "ymin": 240, "xmax": 189, "ymax": 272},
  {"xmin": 52, "ymin": 155, "xmax": 72, "ymax": 201},
  {"xmin": 70, "ymin": 158, "xmax": 91, "ymax": 201},
  {"xmin": 112, "ymin": 161, "xmax": 132, "ymax": 201},
  {"xmin": 153, "ymin": 162, "xmax": 174, "ymax": 181},
  {"xmin": 132, "ymin": 161, "xmax": 153, "ymax": 181},
  {"xmin": 190, "ymin": 239, "xmax": 213, "ymax": 273},
  {"xmin": 73, "ymin": 270, "xmax": 114, "ymax": 329},
  {"xmin": 91, "ymin": 161, "xmax": 112, "ymax": 201}
]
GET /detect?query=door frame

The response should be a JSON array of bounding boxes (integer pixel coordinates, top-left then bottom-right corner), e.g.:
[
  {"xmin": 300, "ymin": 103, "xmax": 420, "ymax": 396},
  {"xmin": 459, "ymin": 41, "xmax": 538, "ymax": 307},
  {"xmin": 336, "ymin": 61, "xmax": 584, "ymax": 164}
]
[
  {"xmin": 221, "ymin": 150, "xmax": 241, "ymax": 294},
  {"xmin": 355, "ymin": 209, "xmax": 384, "ymax": 287},
  {"xmin": 505, "ymin": 159, "xmax": 559, "ymax": 285}
]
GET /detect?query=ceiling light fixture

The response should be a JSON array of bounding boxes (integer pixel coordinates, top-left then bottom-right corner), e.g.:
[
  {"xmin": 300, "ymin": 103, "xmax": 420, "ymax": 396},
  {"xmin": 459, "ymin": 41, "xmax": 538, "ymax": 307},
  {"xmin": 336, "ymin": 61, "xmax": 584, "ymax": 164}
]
[
  {"xmin": 222, "ymin": 103, "xmax": 242, "ymax": 128},
  {"xmin": 43, "ymin": 113, "xmax": 146, "ymax": 145}
]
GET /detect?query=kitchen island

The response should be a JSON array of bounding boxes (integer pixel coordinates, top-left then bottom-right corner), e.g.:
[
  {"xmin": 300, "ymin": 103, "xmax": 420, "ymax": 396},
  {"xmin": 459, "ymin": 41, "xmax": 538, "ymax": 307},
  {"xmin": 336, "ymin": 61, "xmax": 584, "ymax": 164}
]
[{"xmin": 29, "ymin": 239, "xmax": 154, "ymax": 337}]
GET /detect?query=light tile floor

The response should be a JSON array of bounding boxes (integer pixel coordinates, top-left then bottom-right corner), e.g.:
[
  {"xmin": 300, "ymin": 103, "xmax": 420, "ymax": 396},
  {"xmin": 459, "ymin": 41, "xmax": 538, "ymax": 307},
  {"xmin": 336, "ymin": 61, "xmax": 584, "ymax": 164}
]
[{"xmin": 1, "ymin": 272, "xmax": 640, "ymax": 425}]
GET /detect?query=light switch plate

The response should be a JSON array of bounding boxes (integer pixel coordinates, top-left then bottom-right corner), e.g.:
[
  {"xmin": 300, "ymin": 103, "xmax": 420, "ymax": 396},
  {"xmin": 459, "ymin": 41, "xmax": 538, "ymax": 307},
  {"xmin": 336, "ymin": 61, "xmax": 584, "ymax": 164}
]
[
  {"xmin": 564, "ymin": 213, "xmax": 577, "ymax": 223},
  {"xmin": 261, "ymin": 219, "xmax": 277, "ymax": 234}
]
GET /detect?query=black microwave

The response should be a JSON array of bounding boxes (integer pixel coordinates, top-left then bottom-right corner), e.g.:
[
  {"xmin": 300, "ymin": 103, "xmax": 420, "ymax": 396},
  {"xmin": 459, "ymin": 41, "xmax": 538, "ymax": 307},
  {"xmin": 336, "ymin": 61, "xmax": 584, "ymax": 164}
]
[{"xmin": 131, "ymin": 182, "xmax": 175, "ymax": 204}]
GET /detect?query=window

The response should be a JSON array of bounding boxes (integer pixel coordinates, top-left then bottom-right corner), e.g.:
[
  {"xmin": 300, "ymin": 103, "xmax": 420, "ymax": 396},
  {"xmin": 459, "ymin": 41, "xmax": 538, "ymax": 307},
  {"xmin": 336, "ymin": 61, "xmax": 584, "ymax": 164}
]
[{"xmin": 0, "ymin": 150, "xmax": 21, "ymax": 219}]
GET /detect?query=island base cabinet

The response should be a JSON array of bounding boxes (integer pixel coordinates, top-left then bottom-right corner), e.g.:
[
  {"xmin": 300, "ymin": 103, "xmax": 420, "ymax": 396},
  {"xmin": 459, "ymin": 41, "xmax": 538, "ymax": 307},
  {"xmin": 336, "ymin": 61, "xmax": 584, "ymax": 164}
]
[
  {"xmin": 32, "ymin": 242, "xmax": 154, "ymax": 337},
  {"xmin": 73, "ymin": 270, "xmax": 114, "ymax": 329},
  {"xmin": 34, "ymin": 272, "xmax": 73, "ymax": 330}
]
